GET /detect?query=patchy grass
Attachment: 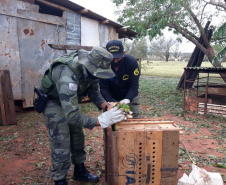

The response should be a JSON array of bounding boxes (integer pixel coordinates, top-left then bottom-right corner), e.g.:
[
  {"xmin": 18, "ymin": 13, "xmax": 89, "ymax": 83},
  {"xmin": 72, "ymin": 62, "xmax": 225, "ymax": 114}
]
[
  {"xmin": 140, "ymin": 61, "xmax": 226, "ymax": 77},
  {"xmin": 139, "ymin": 76, "xmax": 184, "ymax": 117},
  {"xmin": 0, "ymin": 75, "xmax": 225, "ymax": 184},
  {"xmin": 141, "ymin": 61, "xmax": 187, "ymax": 77}
]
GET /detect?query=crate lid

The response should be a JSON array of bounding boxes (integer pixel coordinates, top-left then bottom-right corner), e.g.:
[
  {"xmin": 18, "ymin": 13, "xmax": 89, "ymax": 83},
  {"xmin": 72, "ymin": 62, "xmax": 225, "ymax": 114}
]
[{"xmin": 113, "ymin": 118, "xmax": 183, "ymax": 132}]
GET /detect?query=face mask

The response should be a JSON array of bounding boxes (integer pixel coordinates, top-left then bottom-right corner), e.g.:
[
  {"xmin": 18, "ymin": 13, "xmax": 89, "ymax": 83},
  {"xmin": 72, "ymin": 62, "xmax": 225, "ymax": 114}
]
[{"xmin": 112, "ymin": 58, "xmax": 123, "ymax": 67}]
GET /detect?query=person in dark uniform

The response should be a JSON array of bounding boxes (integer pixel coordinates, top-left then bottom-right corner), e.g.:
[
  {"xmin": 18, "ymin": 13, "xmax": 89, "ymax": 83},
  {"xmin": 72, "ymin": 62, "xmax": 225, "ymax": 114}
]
[{"xmin": 99, "ymin": 40, "xmax": 140, "ymax": 118}]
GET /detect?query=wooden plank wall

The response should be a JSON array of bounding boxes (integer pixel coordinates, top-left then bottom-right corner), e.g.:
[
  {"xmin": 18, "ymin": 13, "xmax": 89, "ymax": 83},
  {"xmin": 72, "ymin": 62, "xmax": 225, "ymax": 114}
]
[
  {"xmin": 106, "ymin": 129, "xmax": 119, "ymax": 185},
  {"xmin": 161, "ymin": 131, "xmax": 179, "ymax": 185},
  {"xmin": 198, "ymin": 103, "xmax": 226, "ymax": 117},
  {"xmin": 0, "ymin": 70, "xmax": 17, "ymax": 125}
]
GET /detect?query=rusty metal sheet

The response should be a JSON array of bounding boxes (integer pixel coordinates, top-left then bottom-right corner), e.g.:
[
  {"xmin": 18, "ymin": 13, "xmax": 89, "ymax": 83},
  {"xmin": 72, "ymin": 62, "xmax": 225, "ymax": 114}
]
[
  {"xmin": 0, "ymin": 0, "xmax": 38, "ymax": 16},
  {"xmin": 0, "ymin": 0, "xmax": 38, "ymax": 13},
  {"xmin": 0, "ymin": 14, "xmax": 22, "ymax": 99},
  {"xmin": 17, "ymin": 17, "xmax": 66, "ymax": 108},
  {"xmin": 0, "ymin": 0, "xmax": 18, "ymax": 14},
  {"xmin": 0, "ymin": 0, "xmax": 65, "ymax": 26},
  {"xmin": 0, "ymin": 0, "xmax": 40, "ymax": 100},
  {"xmin": 0, "ymin": 0, "xmax": 122, "ymax": 108},
  {"xmin": 17, "ymin": 0, "xmax": 39, "ymax": 12},
  {"xmin": 17, "ymin": 9, "xmax": 65, "ymax": 26},
  {"xmin": 66, "ymin": 11, "xmax": 81, "ymax": 45},
  {"xmin": 0, "ymin": 0, "xmax": 67, "ymax": 107}
]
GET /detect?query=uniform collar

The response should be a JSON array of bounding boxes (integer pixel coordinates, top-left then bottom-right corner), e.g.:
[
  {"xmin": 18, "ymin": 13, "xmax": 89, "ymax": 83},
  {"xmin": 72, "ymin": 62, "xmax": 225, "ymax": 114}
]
[{"xmin": 81, "ymin": 65, "xmax": 90, "ymax": 80}]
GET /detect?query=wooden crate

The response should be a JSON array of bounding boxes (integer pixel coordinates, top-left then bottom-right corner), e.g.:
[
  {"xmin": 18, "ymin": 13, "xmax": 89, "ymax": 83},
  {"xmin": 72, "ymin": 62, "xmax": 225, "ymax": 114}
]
[
  {"xmin": 198, "ymin": 103, "xmax": 226, "ymax": 118},
  {"xmin": 104, "ymin": 119, "xmax": 182, "ymax": 185}
]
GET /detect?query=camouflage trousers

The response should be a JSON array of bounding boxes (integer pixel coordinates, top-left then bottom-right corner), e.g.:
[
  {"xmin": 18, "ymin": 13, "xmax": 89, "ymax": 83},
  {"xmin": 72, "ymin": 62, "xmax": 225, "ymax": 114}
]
[{"xmin": 43, "ymin": 100, "xmax": 86, "ymax": 181}]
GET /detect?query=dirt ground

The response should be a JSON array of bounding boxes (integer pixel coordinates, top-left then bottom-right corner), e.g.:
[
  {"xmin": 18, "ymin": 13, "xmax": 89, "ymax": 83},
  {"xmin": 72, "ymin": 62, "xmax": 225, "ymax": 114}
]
[{"xmin": 0, "ymin": 106, "xmax": 225, "ymax": 185}]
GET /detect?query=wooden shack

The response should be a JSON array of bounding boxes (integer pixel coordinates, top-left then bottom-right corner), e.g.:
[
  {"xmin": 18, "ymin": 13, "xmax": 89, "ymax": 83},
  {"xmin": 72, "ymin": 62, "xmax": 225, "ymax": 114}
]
[{"xmin": 0, "ymin": 0, "xmax": 137, "ymax": 108}]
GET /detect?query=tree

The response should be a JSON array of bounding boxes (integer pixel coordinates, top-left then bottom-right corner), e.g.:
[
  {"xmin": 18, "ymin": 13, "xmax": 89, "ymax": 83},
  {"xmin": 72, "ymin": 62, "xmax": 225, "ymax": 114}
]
[
  {"xmin": 172, "ymin": 42, "xmax": 182, "ymax": 60},
  {"xmin": 123, "ymin": 38, "xmax": 149, "ymax": 59},
  {"xmin": 112, "ymin": 0, "xmax": 226, "ymax": 65},
  {"xmin": 150, "ymin": 37, "xmax": 178, "ymax": 61},
  {"xmin": 212, "ymin": 22, "xmax": 226, "ymax": 65}
]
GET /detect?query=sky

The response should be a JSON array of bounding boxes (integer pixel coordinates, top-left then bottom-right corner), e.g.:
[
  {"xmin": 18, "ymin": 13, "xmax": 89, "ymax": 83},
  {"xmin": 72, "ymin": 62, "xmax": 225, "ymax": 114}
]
[
  {"xmin": 69, "ymin": 0, "xmax": 195, "ymax": 53},
  {"xmin": 69, "ymin": 0, "xmax": 118, "ymax": 21}
]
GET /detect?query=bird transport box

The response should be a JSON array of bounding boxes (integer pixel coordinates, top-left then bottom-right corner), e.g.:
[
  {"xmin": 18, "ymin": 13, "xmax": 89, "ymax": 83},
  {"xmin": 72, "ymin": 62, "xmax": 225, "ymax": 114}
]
[{"xmin": 104, "ymin": 118, "xmax": 183, "ymax": 185}]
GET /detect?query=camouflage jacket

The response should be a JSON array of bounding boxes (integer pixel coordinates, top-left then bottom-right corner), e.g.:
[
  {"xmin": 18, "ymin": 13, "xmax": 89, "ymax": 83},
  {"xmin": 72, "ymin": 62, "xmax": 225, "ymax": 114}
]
[{"xmin": 49, "ymin": 56, "xmax": 105, "ymax": 130}]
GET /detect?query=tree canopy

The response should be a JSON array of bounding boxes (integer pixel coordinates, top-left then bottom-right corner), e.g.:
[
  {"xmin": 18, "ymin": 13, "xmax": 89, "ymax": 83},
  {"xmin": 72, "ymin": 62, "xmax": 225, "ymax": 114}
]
[
  {"xmin": 113, "ymin": 0, "xmax": 226, "ymax": 64},
  {"xmin": 123, "ymin": 38, "xmax": 149, "ymax": 59},
  {"xmin": 150, "ymin": 37, "xmax": 179, "ymax": 62}
]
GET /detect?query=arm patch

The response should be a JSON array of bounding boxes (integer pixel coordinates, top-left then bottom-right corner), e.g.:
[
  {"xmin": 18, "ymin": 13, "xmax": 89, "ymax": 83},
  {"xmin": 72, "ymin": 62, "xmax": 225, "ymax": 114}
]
[
  {"xmin": 69, "ymin": 83, "xmax": 78, "ymax": 91},
  {"xmin": 134, "ymin": 68, "xmax": 139, "ymax": 76}
]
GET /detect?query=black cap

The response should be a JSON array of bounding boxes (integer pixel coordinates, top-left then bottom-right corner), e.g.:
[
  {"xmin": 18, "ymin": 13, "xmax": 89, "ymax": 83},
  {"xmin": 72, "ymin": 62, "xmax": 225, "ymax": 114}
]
[{"xmin": 106, "ymin": 40, "xmax": 124, "ymax": 58}]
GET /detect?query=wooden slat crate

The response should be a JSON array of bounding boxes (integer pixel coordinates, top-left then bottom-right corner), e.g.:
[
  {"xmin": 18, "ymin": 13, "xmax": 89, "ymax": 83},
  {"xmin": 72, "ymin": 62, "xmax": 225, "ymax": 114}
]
[
  {"xmin": 0, "ymin": 70, "xmax": 17, "ymax": 125},
  {"xmin": 198, "ymin": 103, "xmax": 226, "ymax": 118},
  {"xmin": 104, "ymin": 119, "xmax": 182, "ymax": 185}
]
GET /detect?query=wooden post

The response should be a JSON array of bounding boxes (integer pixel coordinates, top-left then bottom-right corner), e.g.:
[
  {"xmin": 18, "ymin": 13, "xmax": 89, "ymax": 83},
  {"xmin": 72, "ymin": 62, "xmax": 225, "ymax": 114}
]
[
  {"xmin": 176, "ymin": 21, "xmax": 211, "ymax": 89},
  {"xmin": 0, "ymin": 70, "xmax": 17, "ymax": 125}
]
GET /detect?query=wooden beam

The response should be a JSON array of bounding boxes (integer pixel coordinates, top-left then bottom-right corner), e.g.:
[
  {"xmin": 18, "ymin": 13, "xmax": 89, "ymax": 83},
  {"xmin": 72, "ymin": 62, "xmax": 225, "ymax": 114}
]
[
  {"xmin": 36, "ymin": 0, "xmax": 89, "ymax": 15},
  {"xmin": 118, "ymin": 32, "xmax": 131, "ymax": 39},
  {"xmin": 117, "ymin": 26, "xmax": 130, "ymax": 32},
  {"xmin": 117, "ymin": 27, "xmax": 127, "ymax": 32},
  {"xmin": 1, "ymin": 9, "xmax": 65, "ymax": 26},
  {"xmin": 101, "ymin": 19, "xmax": 109, "ymax": 24},
  {"xmin": 79, "ymin": 9, "xmax": 89, "ymax": 14},
  {"xmin": 48, "ymin": 44, "xmax": 93, "ymax": 51},
  {"xmin": 118, "ymin": 121, "xmax": 175, "ymax": 125}
]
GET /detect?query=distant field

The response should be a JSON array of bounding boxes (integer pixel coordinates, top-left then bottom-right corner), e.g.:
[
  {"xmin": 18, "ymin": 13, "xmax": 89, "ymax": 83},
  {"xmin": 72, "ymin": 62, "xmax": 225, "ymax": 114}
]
[{"xmin": 140, "ymin": 61, "xmax": 226, "ymax": 77}]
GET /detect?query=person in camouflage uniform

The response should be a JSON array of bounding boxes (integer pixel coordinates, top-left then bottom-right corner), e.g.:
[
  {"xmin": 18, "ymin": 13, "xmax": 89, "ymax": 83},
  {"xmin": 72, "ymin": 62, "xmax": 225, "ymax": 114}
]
[{"xmin": 41, "ymin": 46, "xmax": 125, "ymax": 185}]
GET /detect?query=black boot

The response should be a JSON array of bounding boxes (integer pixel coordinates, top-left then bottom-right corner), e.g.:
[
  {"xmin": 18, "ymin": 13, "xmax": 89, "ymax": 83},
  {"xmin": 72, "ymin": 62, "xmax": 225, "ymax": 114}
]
[
  {"xmin": 73, "ymin": 163, "xmax": 99, "ymax": 183},
  {"xmin": 54, "ymin": 179, "xmax": 68, "ymax": 185}
]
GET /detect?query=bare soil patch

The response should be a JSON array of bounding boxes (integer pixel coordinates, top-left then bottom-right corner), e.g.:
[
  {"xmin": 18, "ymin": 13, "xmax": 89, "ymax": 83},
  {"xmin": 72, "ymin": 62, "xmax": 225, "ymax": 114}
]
[{"xmin": 0, "ymin": 108, "xmax": 225, "ymax": 185}]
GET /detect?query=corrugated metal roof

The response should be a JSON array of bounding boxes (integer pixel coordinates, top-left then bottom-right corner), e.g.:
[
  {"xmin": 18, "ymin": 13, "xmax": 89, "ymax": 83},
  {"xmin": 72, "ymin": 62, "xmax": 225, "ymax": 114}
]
[
  {"xmin": 184, "ymin": 67, "xmax": 226, "ymax": 72},
  {"xmin": 37, "ymin": 0, "xmax": 138, "ymax": 39}
]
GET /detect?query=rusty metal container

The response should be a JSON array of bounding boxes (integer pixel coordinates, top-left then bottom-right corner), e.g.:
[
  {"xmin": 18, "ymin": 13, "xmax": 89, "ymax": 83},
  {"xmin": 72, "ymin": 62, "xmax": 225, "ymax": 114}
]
[
  {"xmin": 0, "ymin": 0, "xmax": 123, "ymax": 108},
  {"xmin": 104, "ymin": 118, "xmax": 182, "ymax": 185}
]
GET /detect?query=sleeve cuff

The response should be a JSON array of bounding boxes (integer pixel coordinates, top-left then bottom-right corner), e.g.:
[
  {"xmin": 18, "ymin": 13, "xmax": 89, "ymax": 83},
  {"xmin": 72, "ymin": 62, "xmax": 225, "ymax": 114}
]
[{"xmin": 84, "ymin": 117, "xmax": 98, "ymax": 130}]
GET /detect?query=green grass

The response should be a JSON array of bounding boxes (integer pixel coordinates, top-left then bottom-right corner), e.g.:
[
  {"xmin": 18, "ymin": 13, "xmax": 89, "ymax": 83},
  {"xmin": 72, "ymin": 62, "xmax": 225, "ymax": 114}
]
[
  {"xmin": 78, "ymin": 60, "xmax": 226, "ymax": 119},
  {"xmin": 140, "ymin": 61, "xmax": 226, "ymax": 78},
  {"xmin": 140, "ymin": 61, "xmax": 187, "ymax": 77},
  {"xmin": 78, "ymin": 60, "xmax": 226, "ymax": 118},
  {"xmin": 139, "ymin": 76, "xmax": 184, "ymax": 117},
  {"xmin": 78, "ymin": 76, "xmax": 184, "ymax": 118},
  {"xmin": 138, "ymin": 60, "xmax": 226, "ymax": 121}
]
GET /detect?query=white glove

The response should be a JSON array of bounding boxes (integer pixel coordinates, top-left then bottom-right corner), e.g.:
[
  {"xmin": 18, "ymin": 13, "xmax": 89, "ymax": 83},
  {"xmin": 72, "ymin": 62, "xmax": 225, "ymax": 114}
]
[
  {"xmin": 98, "ymin": 106, "xmax": 125, "ymax": 128},
  {"xmin": 120, "ymin": 99, "xmax": 130, "ymax": 104}
]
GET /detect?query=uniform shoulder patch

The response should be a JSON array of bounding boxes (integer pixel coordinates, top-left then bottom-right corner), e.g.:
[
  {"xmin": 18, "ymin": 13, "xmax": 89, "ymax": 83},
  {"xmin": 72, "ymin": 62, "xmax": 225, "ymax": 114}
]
[
  {"xmin": 122, "ymin": 74, "xmax": 129, "ymax": 80},
  {"xmin": 69, "ymin": 83, "xmax": 78, "ymax": 91},
  {"xmin": 134, "ymin": 68, "xmax": 139, "ymax": 76}
]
